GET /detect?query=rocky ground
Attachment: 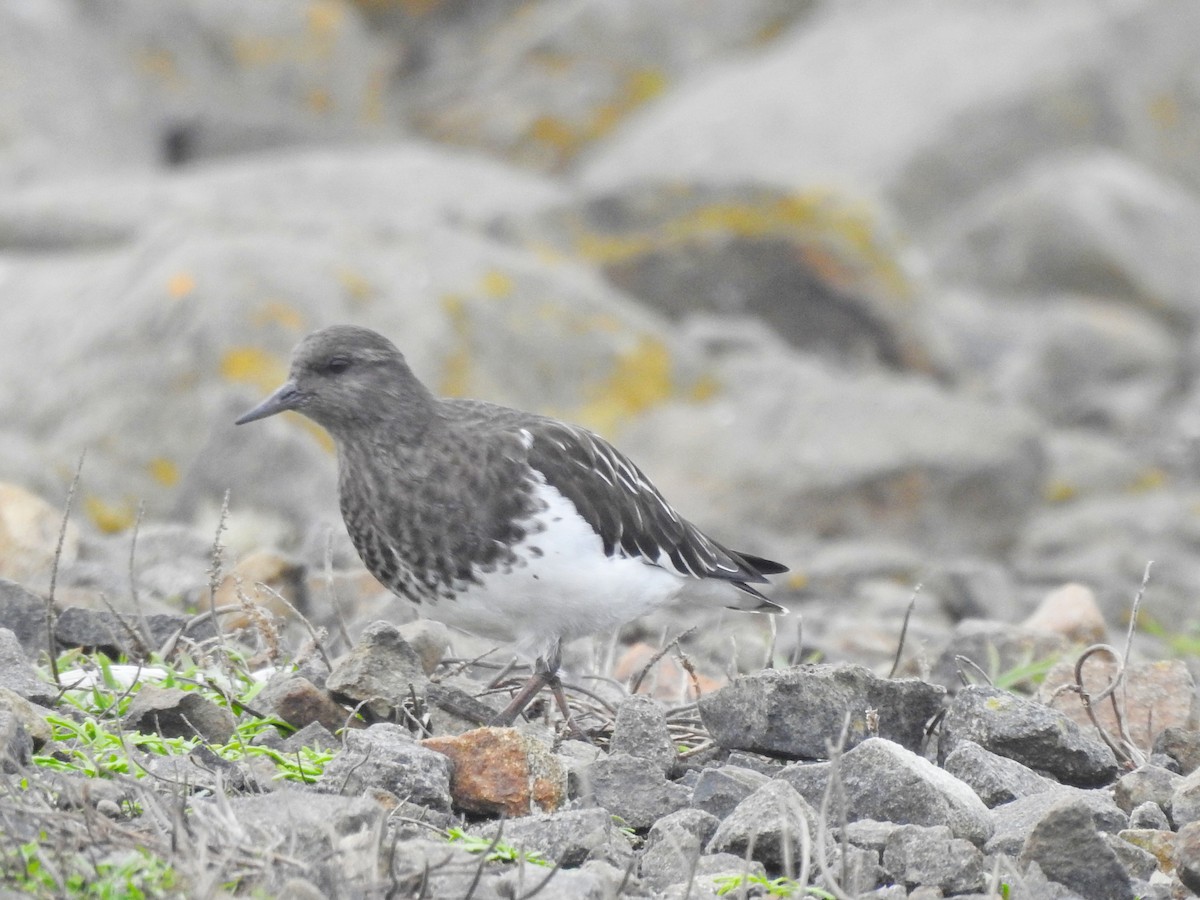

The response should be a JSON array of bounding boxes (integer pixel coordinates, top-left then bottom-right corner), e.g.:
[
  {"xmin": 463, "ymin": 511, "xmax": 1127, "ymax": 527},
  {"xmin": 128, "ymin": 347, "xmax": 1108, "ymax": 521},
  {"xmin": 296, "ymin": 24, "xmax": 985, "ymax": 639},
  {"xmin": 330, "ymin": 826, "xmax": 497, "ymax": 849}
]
[{"xmin": 6, "ymin": 0, "xmax": 1200, "ymax": 897}]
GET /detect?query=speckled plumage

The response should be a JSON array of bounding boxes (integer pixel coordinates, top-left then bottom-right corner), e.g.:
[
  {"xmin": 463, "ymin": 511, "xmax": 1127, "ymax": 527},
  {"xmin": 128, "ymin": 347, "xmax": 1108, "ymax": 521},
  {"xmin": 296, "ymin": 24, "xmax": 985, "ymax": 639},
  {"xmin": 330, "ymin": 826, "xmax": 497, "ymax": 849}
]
[{"xmin": 236, "ymin": 324, "xmax": 787, "ymax": 723}]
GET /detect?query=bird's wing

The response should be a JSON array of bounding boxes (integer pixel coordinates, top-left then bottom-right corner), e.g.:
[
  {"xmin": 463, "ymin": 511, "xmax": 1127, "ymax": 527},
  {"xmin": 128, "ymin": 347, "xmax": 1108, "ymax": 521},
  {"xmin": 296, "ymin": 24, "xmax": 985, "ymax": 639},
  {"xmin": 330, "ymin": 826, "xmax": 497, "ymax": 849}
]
[{"xmin": 523, "ymin": 419, "xmax": 782, "ymax": 586}]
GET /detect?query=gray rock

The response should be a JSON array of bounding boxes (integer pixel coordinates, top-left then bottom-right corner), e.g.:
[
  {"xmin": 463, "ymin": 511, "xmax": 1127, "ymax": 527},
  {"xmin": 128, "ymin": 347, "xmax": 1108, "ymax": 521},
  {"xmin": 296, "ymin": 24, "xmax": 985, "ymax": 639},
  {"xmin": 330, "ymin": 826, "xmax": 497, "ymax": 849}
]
[
  {"xmin": 657, "ymin": 856, "xmax": 770, "ymax": 900},
  {"xmin": 478, "ymin": 807, "xmax": 629, "ymax": 869},
  {"xmin": 1113, "ymin": 765, "xmax": 1182, "ymax": 814},
  {"xmin": 0, "ymin": 628, "xmax": 54, "ymax": 705},
  {"xmin": 940, "ymin": 685, "xmax": 1119, "ymax": 787},
  {"xmin": 610, "ymin": 693, "xmax": 676, "ymax": 774},
  {"xmin": 320, "ymin": 723, "xmax": 453, "ymax": 810},
  {"xmin": 1176, "ymin": 820, "xmax": 1200, "ymax": 895},
  {"xmin": 928, "ymin": 619, "xmax": 1067, "ymax": 692},
  {"xmin": 639, "ymin": 808, "xmax": 721, "ymax": 890},
  {"xmin": 578, "ymin": 752, "xmax": 690, "ymax": 830},
  {"xmin": 1127, "ymin": 800, "xmax": 1169, "ymax": 831},
  {"xmin": 843, "ymin": 818, "xmax": 902, "ymax": 856},
  {"xmin": 122, "ymin": 685, "xmax": 236, "ymax": 744},
  {"xmin": 388, "ymin": 837, "xmax": 510, "ymax": 900},
  {"xmin": 0, "ymin": 709, "xmax": 31, "ymax": 774},
  {"xmin": 706, "ymin": 780, "xmax": 816, "ymax": 872},
  {"xmin": 190, "ymin": 789, "xmax": 384, "ymax": 898},
  {"xmin": 690, "ymin": 764, "xmax": 771, "ymax": 820},
  {"xmin": 279, "ymin": 721, "xmax": 340, "ymax": 755},
  {"xmin": 326, "ymin": 620, "xmax": 428, "ymax": 720},
  {"xmin": 1155, "ymin": 726, "xmax": 1200, "ymax": 776},
  {"xmin": 881, "ymin": 824, "xmax": 985, "ymax": 895},
  {"xmin": 780, "ymin": 737, "xmax": 993, "ymax": 845},
  {"xmin": 257, "ymin": 672, "xmax": 351, "ymax": 735},
  {"xmin": 943, "ymin": 739, "xmax": 1057, "ymax": 807},
  {"xmin": 1167, "ymin": 765, "xmax": 1200, "ymax": 827},
  {"xmin": 1105, "ymin": 833, "xmax": 1158, "ymax": 883},
  {"xmin": 1019, "ymin": 801, "xmax": 1134, "ymax": 900},
  {"xmin": 54, "ymin": 607, "xmax": 214, "ymax": 657},
  {"xmin": 986, "ymin": 788, "xmax": 1127, "ymax": 857},
  {"xmin": 934, "ymin": 152, "xmax": 1200, "ymax": 326},
  {"xmin": 698, "ymin": 663, "xmax": 945, "ymax": 759},
  {"xmin": 0, "ymin": 581, "xmax": 49, "ymax": 657}
]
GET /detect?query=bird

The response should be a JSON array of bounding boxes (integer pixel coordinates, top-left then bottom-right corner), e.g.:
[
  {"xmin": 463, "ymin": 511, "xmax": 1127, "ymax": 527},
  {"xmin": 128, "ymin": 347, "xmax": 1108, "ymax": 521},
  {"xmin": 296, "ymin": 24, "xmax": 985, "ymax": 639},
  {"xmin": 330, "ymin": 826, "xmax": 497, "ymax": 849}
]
[{"xmin": 235, "ymin": 324, "xmax": 787, "ymax": 726}]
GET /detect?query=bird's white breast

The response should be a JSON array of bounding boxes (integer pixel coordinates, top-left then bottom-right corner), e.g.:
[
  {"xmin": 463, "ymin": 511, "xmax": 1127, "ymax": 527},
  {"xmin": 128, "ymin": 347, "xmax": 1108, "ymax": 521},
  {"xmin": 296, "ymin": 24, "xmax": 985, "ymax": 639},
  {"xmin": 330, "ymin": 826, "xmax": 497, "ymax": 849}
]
[{"xmin": 425, "ymin": 480, "xmax": 686, "ymax": 661}]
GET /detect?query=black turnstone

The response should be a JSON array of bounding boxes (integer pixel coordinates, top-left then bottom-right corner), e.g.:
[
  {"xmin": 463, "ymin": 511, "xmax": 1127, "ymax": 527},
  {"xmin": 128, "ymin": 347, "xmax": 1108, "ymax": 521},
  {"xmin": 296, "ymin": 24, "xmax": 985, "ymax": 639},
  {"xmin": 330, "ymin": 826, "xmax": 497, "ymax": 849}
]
[{"xmin": 236, "ymin": 325, "xmax": 787, "ymax": 724}]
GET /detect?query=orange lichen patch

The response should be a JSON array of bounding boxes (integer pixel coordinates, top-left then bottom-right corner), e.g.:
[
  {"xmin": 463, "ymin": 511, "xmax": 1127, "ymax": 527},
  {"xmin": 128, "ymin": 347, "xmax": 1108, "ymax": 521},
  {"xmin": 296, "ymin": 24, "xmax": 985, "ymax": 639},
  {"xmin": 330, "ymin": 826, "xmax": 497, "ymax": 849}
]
[
  {"xmin": 250, "ymin": 301, "xmax": 307, "ymax": 332},
  {"xmin": 574, "ymin": 337, "xmax": 673, "ymax": 434},
  {"xmin": 438, "ymin": 294, "xmax": 473, "ymax": 397},
  {"xmin": 307, "ymin": 0, "xmax": 344, "ymax": 37},
  {"xmin": 1149, "ymin": 94, "xmax": 1180, "ymax": 129},
  {"xmin": 137, "ymin": 48, "xmax": 181, "ymax": 86},
  {"xmin": 686, "ymin": 374, "xmax": 719, "ymax": 403},
  {"xmin": 1043, "ymin": 480, "xmax": 1078, "ymax": 504},
  {"xmin": 1129, "ymin": 467, "xmax": 1167, "ymax": 492},
  {"xmin": 570, "ymin": 192, "xmax": 912, "ymax": 301},
  {"xmin": 525, "ymin": 67, "xmax": 668, "ymax": 166},
  {"xmin": 220, "ymin": 346, "xmax": 288, "ymax": 392},
  {"xmin": 84, "ymin": 494, "xmax": 137, "ymax": 534},
  {"xmin": 232, "ymin": 36, "xmax": 286, "ymax": 68},
  {"xmin": 166, "ymin": 272, "xmax": 196, "ymax": 299},
  {"xmin": 786, "ymin": 571, "xmax": 809, "ymax": 590},
  {"xmin": 360, "ymin": 65, "xmax": 388, "ymax": 125},
  {"xmin": 337, "ymin": 267, "xmax": 375, "ymax": 305},
  {"xmin": 479, "ymin": 270, "xmax": 515, "ymax": 299},
  {"xmin": 306, "ymin": 86, "xmax": 333, "ymax": 114},
  {"xmin": 147, "ymin": 458, "xmax": 180, "ymax": 488}
]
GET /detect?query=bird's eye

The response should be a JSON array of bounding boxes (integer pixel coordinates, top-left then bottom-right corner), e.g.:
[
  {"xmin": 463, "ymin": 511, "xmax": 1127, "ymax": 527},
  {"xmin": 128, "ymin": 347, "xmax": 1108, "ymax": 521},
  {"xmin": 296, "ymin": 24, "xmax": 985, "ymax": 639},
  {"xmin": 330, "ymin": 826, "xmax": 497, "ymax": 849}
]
[{"xmin": 323, "ymin": 356, "xmax": 352, "ymax": 375}]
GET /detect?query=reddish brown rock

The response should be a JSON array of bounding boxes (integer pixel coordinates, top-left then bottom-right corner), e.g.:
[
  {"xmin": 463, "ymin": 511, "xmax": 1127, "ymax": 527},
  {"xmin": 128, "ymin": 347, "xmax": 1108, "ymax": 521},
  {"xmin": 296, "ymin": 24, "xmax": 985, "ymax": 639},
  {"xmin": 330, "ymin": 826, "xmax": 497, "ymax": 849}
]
[
  {"xmin": 1021, "ymin": 582, "xmax": 1107, "ymax": 645},
  {"xmin": 217, "ymin": 551, "xmax": 307, "ymax": 631},
  {"xmin": 1039, "ymin": 657, "xmax": 1199, "ymax": 750},
  {"xmin": 422, "ymin": 726, "xmax": 565, "ymax": 817},
  {"xmin": 0, "ymin": 482, "xmax": 79, "ymax": 588},
  {"xmin": 259, "ymin": 673, "xmax": 355, "ymax": 735},
  {"xmin": 611, "ymin": 641, "xmax": 724, "ymax": 701}
]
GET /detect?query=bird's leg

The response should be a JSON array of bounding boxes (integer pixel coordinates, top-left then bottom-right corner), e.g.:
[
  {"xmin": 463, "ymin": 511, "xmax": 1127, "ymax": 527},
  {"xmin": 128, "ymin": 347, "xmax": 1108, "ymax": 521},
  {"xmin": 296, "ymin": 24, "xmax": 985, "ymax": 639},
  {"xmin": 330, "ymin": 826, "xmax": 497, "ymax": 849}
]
[{"xmin": 489, "ymin": 641, "xmax": 588, "ymax": 737}]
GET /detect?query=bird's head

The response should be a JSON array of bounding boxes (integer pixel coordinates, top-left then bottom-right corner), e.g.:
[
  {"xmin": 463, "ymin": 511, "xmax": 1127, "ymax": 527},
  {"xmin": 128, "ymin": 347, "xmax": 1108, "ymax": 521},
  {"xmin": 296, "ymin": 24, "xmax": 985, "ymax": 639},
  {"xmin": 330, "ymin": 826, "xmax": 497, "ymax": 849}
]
[{"xmin": 234, "ymin": 325, "xmax": 435, "ymax": 438}]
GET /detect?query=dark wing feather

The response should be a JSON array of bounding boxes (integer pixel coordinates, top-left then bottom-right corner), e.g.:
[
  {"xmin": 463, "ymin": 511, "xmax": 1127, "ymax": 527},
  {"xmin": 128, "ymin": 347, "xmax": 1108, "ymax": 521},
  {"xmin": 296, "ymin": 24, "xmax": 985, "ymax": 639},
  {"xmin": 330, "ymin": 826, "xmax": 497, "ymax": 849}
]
[{"xmin": 524, "ymin": 420, "xmax": 787, "ymax": 586}]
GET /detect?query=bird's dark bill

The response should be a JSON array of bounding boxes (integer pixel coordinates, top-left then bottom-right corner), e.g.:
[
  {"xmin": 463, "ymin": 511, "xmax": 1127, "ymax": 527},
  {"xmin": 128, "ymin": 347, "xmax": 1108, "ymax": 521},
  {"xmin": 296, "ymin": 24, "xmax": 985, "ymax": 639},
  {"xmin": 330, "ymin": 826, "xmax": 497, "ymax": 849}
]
[{"xmin": 235, "ymin": 381, "xmax": 302, "ymax": 425}]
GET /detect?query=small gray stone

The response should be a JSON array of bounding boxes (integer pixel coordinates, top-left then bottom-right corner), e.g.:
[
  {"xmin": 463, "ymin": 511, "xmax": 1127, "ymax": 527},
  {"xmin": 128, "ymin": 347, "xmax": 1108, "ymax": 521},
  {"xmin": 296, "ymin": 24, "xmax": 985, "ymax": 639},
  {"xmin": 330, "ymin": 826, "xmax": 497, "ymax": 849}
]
[
  {"xmin": 698, "ymin": 663, "xmax": 944, "ymax": 758},
  {"xmin": 943, "ymin": 739, "xmax": 1056, "ymax": 807},
  {"xmin": 578, "ymin": 751, "xmax": 690, "ymax": 830},
  {"xmin": 1175, "ymin": 820, "xmax": 1200, "ymax": 895},
  {"xmin": 815, "ymin": 737, "xmax": 993, "ymax": 844},
  {"xmin": 843, "ymin": 819, "xmax": 902, "ymax": 857},
  {"xmin": 1154, "ymin": 726, "xmax": 1200, "ymax": 775},
  {"xmin": 0, "ymin": 709, "xmax": 31, "ymax": 773},
  {"xmin": 196, "ymin": 790, "xmax": 385, "ymax": 898},
  {"xmin": 610, "ymin": 694, "xmax": 676, "ymax": 774},
  {"xmin": 639, "ymin": 808, "xmax": 721, "ymax": 890},
  {"xmin": 706, "ymin": 780, "xmax": 816, "ymax": 871},
  {"xmin": 1169, "ymin": 764, "xmax": 1200, "ymax": 827},
  {"xmin": 1127, "ymin": 800, "xmax": 1169, "ymax": 830},
  {"xmin": 986, "ymin": 787, "xmax": 1127, "ymax": 857},
  {"xmin": 0, "ymin": 581, "xmax": 48, "ymax": 656},
  {"xmin": 882, "ymin": 824, "xmax": 985, "ymax": 894},
  {"xmin": 1105, "ymin": 833, "xmax": 1158, "ymax": 883},
  {"xmin": 1019, "ymin": 801, "xmax": 1134, "ymax": 900},
  {"xmin": 0, "ymin": 627, "xmax": 54, "ymax": 705},
  {"xmin": 279, "ymin": 720, "xmax": 340, "ymax": 754},
  {"xmin": 54, "ymin": 607, "xmax": 214, "ymax": 656},
  {"xmin": 478, "ymin": 807, "xmax": 628, "ymax": 868},
  {"xmin": 326, "ymin": 621, "xmax": 428, "ymax": 720},
  {"xmin": 122, "ymin": 685, "xmax": 236, "ymax": 743},
  {"xmin": 690, "ymin": 764, "xmax": 770, "ymax": 820},
  {"xmin": 320, "ymin": 723, "xmax": 452, "ymax": 810},
  {"xmin": 1114, "ymin": 764, "xmax": 1182, "ymax": 814},
  {"xmin": 940, "ymin": 685, "xmax": 1119, "ymax": 787}
]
